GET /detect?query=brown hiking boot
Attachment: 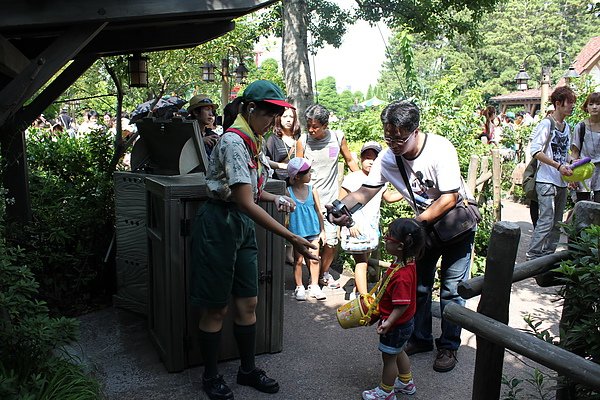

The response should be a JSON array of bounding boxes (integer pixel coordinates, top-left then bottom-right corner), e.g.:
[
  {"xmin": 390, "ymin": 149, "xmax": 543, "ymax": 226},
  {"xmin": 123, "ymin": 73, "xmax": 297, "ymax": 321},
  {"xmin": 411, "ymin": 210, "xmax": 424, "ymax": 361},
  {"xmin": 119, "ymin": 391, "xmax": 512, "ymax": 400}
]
[{"xmin": 433, "ymin": 349, "xmax": 457, "ymax": 372}]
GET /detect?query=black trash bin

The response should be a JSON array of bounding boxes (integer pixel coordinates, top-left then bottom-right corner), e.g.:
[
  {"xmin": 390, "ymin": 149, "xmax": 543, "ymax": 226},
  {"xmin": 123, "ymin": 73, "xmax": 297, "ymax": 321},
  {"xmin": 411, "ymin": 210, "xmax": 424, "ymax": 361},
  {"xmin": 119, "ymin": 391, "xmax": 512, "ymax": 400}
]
[{"xmin": 145, "ymin": 174, "xmax": 286, "ymax": 372}]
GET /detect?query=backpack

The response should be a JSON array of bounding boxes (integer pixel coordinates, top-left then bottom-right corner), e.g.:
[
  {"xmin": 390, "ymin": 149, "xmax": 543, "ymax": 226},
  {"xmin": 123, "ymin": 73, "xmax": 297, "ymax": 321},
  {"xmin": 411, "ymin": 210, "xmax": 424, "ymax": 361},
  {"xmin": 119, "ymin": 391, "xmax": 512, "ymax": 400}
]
[{"xmin": 522, "ymin": 118, "xmax": 555, "ymax": 200}]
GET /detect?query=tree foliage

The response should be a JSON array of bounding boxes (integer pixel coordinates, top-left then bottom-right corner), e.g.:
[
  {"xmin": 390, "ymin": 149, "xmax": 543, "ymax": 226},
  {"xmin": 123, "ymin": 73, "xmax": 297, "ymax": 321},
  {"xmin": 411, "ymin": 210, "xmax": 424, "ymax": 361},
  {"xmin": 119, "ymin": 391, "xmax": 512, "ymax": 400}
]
[
  {"xmin": 356, "ymin": 0, "xmax": 497, "ymax": 41},
  {"xmin": 376, "ymin": 0, "xmax": 600, "ymax": 101}
]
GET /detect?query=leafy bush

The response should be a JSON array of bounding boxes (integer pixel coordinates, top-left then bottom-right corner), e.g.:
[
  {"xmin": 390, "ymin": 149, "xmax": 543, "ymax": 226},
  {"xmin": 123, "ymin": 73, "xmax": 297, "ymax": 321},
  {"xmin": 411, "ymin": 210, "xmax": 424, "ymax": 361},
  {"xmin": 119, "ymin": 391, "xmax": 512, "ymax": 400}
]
[
  {"xmin": 0, "ymin": 231, "xmax": 101, "ymax": 399},
  {"xmin": 517, "ymin": 224, "xmax": 600, "ymax": 398},
  {"xmin": 7, "ymin": 127, "xmax": 115, "ymax": 313},
  {"xmin": 553, "ymin": 224, "xmax": 600, "ymax": 397}
]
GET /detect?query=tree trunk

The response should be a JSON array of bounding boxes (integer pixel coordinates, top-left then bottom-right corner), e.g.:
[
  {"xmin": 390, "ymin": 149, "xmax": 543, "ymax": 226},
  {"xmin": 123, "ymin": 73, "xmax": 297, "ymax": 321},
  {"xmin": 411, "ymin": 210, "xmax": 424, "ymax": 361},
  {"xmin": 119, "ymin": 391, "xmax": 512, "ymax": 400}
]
[
  {"xmin": 104, "ymin": 61, "xmax": 125, "ymax": 171},
  {"xmin": 282, "ymin": 0, "xmax": 313, "ymax": 129}
]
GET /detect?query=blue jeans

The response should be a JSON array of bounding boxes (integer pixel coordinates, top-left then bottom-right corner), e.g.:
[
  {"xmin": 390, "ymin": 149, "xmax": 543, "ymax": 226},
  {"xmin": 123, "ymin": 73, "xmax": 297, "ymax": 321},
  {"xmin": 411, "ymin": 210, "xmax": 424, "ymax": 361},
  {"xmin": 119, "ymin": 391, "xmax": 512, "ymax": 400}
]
[
  {"xmin": 410, "ymin": 230, "xmax": 475, "ymax": 351},
  {"xmin": 527, "ymin": 182, "xmax": 567, "ymax": 260}
]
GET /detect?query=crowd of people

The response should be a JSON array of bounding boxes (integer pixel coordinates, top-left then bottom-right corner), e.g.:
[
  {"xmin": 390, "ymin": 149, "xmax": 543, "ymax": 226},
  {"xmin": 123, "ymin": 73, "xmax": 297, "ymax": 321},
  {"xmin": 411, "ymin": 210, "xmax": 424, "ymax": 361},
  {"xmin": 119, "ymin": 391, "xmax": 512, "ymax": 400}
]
[
  {"xmin": 30, "ymin": 108, "xmax": 138, "ymax": 139},
  {"xmin": 30, "ymin": 80, "xmax": 599, "ymax": 400},
  {"xmin": 184, "ymin": 79, "xmax": 483, "ymax": 400},
  {"xmin": 187, "ymin": 80, "xmax": 599, "ymax": 400}
]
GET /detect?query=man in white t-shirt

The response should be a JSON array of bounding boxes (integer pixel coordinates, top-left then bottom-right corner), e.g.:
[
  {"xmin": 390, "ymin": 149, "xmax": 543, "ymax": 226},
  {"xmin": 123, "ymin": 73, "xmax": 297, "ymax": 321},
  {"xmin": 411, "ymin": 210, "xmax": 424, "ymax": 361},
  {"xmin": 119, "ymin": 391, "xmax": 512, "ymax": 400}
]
[
  {"xmin": 327, "ymin": 100, "xmax": 476, "ymax": 373},
  {"xmin": 526, "ymin": 86, "xmax": 575, "ymax": 260}
]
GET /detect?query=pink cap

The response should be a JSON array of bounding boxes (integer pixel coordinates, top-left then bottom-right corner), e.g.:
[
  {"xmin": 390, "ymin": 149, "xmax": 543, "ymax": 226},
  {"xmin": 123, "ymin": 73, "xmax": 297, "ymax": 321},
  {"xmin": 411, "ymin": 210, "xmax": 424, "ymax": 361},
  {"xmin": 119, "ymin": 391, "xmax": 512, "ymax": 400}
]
[{"xmin": 287, "ymin": 157, "xmax": 312, "ymax": 179}]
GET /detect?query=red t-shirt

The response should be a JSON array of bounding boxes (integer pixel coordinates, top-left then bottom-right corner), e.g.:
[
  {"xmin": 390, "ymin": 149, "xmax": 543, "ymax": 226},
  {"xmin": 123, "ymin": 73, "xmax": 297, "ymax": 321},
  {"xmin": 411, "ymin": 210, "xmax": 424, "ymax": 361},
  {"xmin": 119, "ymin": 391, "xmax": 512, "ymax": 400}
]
[{"xmin": 377, "ymin": 261, "xmax": 416, "ymax": 327}]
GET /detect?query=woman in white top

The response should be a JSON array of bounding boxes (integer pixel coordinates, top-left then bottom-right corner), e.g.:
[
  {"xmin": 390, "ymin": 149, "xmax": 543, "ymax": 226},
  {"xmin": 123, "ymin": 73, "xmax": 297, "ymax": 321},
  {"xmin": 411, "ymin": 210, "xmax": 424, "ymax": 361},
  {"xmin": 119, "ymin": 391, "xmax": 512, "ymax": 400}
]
[{"xmin": 571, "ymin": 92, "xmax": 600, "ymax": 203}]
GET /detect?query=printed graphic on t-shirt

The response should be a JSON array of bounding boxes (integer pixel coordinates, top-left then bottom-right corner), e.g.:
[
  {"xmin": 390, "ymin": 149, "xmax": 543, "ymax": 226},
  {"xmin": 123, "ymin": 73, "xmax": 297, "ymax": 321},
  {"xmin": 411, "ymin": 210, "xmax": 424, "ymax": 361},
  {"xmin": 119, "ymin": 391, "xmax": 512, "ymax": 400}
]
[
  {"xmin": 551, "ymin": 127, "xmax": 570, "ymax": 165},
  {"xmin": 409, "ymin": 170, "xmax": 436, "ymax": 209},
  {"xmin": 328, "ymin": 145, "xmax": 339, "ymax": 159}
]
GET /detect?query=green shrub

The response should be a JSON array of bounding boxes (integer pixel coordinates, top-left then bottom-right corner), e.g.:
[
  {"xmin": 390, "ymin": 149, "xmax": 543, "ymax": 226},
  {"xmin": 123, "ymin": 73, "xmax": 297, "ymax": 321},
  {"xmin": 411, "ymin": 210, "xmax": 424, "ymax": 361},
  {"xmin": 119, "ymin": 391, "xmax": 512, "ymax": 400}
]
[
  {"xmin": 517, "ymin": 224, "xmax": 600, "ymax": 398},
  {"xmin": 7, "ymin": 127, "xmax": 115, "ymax": 312},
  {"xmin": 553, "ymin": 224, "xmax": 600, "ymax": 397},
  {"xmin": 0, "ymin": 233, "xmax": 100, "ymax": 399}
]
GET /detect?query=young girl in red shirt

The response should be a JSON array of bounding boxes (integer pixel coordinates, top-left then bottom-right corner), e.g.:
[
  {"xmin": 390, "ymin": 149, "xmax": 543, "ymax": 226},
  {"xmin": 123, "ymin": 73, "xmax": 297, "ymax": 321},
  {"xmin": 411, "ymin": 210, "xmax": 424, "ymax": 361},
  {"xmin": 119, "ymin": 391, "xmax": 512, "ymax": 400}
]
[{"xmin": 362, "ymin": 218, "xmax": 427, "ymax": 400}]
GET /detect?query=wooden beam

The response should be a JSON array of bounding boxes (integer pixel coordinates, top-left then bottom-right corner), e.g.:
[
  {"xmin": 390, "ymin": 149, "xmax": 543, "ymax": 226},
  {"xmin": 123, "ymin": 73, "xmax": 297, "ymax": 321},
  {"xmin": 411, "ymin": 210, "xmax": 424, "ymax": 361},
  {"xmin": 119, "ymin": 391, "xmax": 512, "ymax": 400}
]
[
  {"xmin": 0, "ymin": 0, "xmax": 277, "ymax": 28},
  {"xmin": 0, "ymin": 123, "xmax": 30, "ymax": 222},
  {"xmin": 458, "ymin": 250, "xmax": 570, "ymax": 299},
  {"xmin": 82, "ymin": 21, "xmax": 234, "ymax": 56},
  {"xmin": 0, "ymin": 34, "xmax": 29, "ymax": 77},
  {"xmin": 18, "ymin": 55, "xmax": 97, "ymax": 125},
  {"xmin": 444, "ymin": 303, "xmax": 600, "ymax": 391},
  {"xmin": 0, "ymin": 23, "xmax": 106, "ymax": 129}
]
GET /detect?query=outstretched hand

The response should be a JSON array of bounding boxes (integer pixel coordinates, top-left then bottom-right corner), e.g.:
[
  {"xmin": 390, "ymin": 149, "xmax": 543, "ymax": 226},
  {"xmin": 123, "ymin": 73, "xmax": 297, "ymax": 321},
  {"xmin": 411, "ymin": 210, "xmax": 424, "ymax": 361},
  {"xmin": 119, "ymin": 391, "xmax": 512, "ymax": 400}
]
[{"xmin": 290, "ymin": 235, "xmax": 319, "ymax": 261}]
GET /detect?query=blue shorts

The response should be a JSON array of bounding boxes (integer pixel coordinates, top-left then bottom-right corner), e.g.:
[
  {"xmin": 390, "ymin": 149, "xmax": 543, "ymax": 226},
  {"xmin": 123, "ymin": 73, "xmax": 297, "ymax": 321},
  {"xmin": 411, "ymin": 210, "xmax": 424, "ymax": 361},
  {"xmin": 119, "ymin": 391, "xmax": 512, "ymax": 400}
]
[{"xmin": 378, "ymin": 318, "xmax": 414, "ymax": 355}]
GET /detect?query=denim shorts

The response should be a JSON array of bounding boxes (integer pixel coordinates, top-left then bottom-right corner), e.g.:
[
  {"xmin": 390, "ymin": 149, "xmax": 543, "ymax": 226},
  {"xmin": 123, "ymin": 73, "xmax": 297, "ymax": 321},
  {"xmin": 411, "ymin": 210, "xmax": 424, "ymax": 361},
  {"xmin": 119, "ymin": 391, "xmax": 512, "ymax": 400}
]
[
  {"xmin": 378, "ymin": 318, "xmax": 414, "ymax": 355},
  {"xmin": 304, "ymin": 234, "xmax": 319, "ymax": 242}
]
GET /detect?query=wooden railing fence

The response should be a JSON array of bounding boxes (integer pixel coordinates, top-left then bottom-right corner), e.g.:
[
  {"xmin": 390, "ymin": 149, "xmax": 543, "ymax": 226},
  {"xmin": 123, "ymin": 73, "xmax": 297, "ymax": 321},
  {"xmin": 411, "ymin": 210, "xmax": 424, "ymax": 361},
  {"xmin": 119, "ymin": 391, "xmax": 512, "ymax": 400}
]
[{"xmin": 444, "ymin": 201, "xmax": 600, "ymax": 399}]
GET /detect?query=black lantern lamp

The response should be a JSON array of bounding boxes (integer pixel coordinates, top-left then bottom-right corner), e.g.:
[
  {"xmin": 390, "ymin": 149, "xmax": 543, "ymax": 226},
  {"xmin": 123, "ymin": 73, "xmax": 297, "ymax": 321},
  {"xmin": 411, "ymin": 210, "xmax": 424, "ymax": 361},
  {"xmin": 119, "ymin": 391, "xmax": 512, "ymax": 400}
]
[
  {"xmin": 563, "ymin": 64, "xmax": 581, "ymax": 83},
  {"xmin": 128, "ymin": 53, "xmax": 148, "ymax": 88},
  {"xmin": 515, "ymin": 67, "xmax": 531, "ymax": 91},
  {"xmin": 201, "ymin": 62, "xmax": 216, "ymax": 82},
  {"xmin": 234, "ymin": 62, "xmax": 249, "ymax": 84}
]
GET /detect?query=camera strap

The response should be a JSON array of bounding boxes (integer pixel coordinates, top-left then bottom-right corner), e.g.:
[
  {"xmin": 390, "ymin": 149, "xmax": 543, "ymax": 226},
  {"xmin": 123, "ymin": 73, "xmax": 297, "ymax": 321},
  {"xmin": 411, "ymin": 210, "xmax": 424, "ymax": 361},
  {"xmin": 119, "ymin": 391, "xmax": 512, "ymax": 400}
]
[{"xmin": 395, "ymin": 155, "xmax": 421, "ymax": 216}]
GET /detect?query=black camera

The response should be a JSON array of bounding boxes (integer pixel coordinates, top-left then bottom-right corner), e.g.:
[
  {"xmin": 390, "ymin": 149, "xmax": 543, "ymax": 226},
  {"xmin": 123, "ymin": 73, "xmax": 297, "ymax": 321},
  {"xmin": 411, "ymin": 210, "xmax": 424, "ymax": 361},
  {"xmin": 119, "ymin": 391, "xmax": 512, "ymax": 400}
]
[{"xmin": 327, "ymin": 200, "xmax": 361, "ymax": 227}]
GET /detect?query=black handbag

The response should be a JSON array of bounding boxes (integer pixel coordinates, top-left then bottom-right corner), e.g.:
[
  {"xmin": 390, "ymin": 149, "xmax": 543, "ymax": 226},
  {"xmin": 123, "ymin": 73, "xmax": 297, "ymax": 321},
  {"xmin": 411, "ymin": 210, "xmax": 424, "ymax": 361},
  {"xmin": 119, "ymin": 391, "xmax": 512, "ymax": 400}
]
[{"xmin": 395, "ymin": 155, "xmax": 481, "ymax": 246}]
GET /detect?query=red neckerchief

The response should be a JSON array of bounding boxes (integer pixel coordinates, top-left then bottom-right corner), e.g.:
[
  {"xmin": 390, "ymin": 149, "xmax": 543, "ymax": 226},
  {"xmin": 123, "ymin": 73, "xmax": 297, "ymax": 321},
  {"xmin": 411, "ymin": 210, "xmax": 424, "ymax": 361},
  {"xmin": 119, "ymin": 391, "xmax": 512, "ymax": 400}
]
[{"xmin": 227, "ymin": 127, "xmax": 265, "ymax": 201}]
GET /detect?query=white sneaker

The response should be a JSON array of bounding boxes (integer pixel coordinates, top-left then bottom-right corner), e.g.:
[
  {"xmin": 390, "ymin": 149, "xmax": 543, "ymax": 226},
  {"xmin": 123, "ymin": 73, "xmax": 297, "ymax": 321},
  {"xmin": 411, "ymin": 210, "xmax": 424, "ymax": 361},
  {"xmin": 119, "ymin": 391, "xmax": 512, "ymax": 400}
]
[
  {"xmin": 362, "ymin": 386, "xmax": 396, "ymax": 400},
  {"xmin": 294, "ymin": 285, "xmax": 306, "ymax": 301},
  {"xmin": 321, "ymin": 272, "xmax": 340, "ymax": 289},
  {"xmin": 394, "ymin": 378, "xmax": 416, "ymax": 395},
  {"xmin": 307, "ymin": 284, "xmax": 326, "ymax": 300}
]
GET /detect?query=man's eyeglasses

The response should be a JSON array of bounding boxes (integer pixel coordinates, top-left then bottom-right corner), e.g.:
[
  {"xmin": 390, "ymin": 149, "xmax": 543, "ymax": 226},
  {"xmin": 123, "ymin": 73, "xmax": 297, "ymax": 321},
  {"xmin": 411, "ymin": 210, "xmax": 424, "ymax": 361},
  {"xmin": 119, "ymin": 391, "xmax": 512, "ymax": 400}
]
[{"xmin": 383, "ymin": 130, "xmax": 415, "ymax": 146}]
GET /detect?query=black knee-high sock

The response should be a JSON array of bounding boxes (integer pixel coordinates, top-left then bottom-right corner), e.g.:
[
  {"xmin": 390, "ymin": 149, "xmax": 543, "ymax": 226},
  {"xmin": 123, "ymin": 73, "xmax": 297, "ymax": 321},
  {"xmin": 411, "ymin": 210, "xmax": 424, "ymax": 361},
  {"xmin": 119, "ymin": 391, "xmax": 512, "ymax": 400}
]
[
  {"xmin": 233, "ymin": 323, "xmax": 256, "ymax": 373},
  {"xmin": 199, "ymin": 329, "xmax": 221, "ymax": 379}
]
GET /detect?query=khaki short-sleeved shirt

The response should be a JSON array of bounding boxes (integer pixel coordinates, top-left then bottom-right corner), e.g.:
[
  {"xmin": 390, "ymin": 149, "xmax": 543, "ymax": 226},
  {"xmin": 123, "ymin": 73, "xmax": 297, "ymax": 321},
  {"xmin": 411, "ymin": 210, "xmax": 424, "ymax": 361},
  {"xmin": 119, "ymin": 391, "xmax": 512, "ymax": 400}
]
[{"xmin": 206, "ymin": 131, "xmax": 270, "ymax": 203}]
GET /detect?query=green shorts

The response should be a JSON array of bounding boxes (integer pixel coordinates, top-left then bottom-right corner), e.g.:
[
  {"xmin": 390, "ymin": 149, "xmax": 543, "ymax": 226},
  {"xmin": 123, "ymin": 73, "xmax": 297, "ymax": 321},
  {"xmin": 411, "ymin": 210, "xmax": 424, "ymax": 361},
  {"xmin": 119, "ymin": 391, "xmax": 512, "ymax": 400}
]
[{"xmin": 190, "ymin": 200, "xmax": 258, "ymax": 308}]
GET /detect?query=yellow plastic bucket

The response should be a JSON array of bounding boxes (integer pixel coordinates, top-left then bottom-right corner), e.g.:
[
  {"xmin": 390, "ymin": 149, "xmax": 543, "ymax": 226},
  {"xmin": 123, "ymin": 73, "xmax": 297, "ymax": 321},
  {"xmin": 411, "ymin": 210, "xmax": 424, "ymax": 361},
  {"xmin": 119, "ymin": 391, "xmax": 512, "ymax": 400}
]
[{"xmin": 336, "ymin": 294, "xmax": 379, "ymax": 329}]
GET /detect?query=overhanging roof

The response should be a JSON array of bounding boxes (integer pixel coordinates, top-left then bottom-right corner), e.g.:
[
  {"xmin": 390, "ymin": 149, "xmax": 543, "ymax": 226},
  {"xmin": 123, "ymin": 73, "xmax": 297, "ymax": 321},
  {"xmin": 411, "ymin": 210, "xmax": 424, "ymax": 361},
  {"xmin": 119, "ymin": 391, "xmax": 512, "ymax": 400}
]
[
  {"xmin": 0, "ymin": 0, "xmax": 279, "ymax": 224},
  {"xmin": 0, "ymin": 0, "xmax": 277, "ymax": 77}
]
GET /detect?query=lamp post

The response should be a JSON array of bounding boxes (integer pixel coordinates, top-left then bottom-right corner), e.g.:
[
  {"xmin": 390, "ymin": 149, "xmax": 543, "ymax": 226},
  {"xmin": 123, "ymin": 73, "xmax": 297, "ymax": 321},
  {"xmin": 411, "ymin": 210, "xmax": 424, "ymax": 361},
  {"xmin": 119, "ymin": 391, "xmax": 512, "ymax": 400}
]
[
  {"xmin": 514, "ymin": 51, "xmax": 579, "ymax": 115},
  {"xmin": 201, "ymin": 52, "xmax": 249, "ymax": 111}
]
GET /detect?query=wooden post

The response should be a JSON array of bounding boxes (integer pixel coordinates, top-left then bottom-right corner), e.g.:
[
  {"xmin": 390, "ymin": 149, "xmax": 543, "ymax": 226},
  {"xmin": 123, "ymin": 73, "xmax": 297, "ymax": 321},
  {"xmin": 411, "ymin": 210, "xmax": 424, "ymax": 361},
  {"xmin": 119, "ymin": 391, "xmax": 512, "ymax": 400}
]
[
  {"xmin": 491, "ymin": 149, "xmax": 501, "ymax": 221},
  {"xmin": 467, "ymin": 155, "xmax": 479, "ymax": 195},
  {"xmin": 473, "ymin": 221, "xmax": 520, "ymax": 400},
  {"xmin": 476, "ymin": 156, "xmax": 490, "ymax": 202}
]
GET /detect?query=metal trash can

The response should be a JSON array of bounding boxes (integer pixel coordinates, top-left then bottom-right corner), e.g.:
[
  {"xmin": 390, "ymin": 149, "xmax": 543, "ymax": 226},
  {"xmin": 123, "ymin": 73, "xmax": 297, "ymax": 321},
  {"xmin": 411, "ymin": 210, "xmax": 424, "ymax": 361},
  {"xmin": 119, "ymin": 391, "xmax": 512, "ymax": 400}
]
[{"xmin": 145, "ymin": 174, "xmax": 285, "ymax": 372}]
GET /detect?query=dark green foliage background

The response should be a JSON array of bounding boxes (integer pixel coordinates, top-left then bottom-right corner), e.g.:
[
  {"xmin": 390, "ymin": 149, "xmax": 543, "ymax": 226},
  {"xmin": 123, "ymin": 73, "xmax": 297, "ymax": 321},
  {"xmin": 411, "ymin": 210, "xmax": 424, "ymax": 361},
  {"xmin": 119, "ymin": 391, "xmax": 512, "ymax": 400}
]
[{"xmin": 7, "ymin": 128, "xmax": 115, "ymax": 314}]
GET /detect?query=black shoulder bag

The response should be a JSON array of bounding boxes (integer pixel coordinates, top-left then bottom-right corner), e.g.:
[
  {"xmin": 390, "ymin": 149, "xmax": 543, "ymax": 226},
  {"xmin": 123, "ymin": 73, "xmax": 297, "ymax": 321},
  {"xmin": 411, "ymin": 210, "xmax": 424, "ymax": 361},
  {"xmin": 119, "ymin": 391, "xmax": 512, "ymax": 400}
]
[{"xmin": 395, "ymin": 155, "xmax": 481, "ymax": 246}]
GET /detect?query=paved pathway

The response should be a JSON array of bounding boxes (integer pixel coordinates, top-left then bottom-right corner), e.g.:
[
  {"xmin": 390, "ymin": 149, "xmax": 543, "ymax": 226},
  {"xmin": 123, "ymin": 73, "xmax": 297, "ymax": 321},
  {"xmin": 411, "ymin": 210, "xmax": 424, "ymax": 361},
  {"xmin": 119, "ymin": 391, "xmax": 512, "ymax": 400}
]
[{"xmin": 74, "ymin": 199, "xmax": 563, "ymax": 399}]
